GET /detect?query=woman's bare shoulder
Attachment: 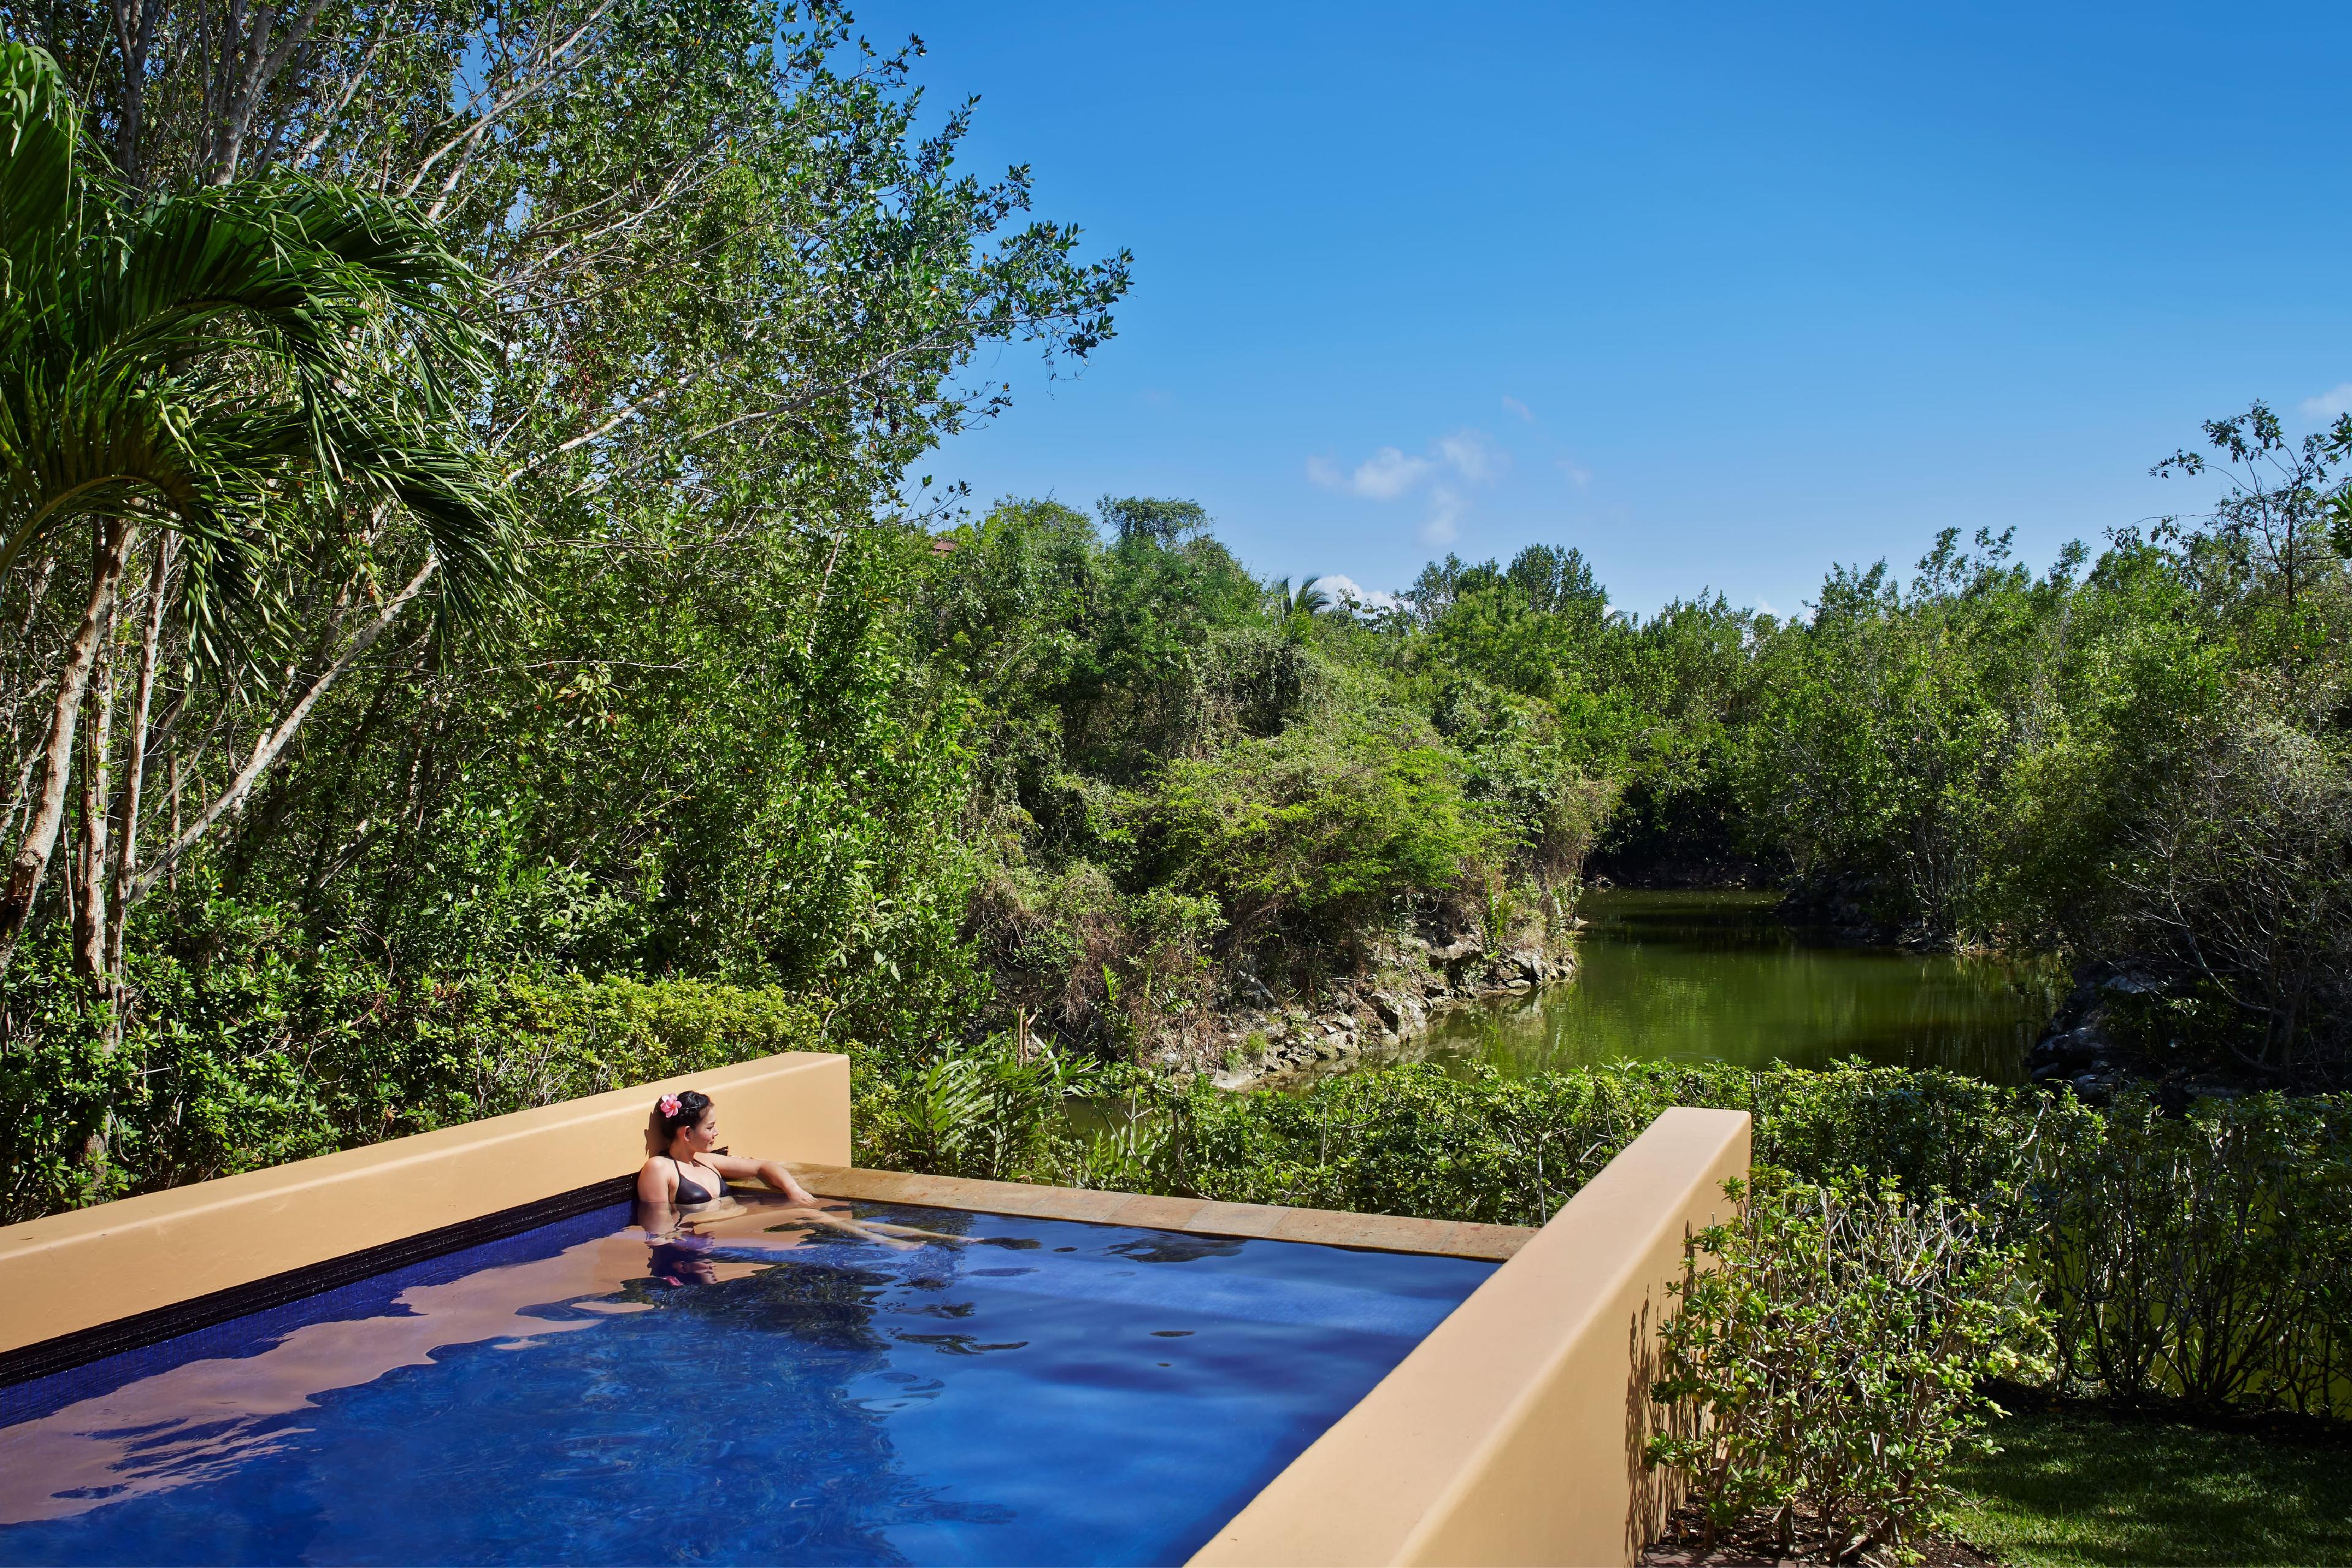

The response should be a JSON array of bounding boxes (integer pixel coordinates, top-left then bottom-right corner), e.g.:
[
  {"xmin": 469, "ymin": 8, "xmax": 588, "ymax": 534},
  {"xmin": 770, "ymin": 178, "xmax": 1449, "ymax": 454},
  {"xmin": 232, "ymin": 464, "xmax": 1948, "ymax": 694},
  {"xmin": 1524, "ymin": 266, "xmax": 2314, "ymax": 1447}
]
[{"xmin": 634, "ymin": 1156, "xmax": 674, "ymax": 1199}]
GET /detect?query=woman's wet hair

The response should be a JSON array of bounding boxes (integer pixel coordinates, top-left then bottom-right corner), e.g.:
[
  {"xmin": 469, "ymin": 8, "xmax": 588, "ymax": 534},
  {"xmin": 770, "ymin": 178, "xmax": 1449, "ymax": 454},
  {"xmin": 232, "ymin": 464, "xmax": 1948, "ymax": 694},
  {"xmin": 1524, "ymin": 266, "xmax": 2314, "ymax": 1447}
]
[{"xmin": 654, "ymin": 1088, "xmax": 714, "ymax": 1144}]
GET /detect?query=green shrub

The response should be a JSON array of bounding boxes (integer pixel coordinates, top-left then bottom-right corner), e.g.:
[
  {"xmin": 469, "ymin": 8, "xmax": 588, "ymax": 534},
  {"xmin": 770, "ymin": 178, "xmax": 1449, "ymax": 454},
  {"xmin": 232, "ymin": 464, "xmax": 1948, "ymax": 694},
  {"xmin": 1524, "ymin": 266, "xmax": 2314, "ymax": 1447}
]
[
  {"xmin": 1076, "ymin": 1060, "xmax": 2350, "ymax": 1420},
  {"xmin": 1116, "ymin": 1058, "xmax": 2075, "ymax": 1226},
  {"xmin": 2037, "ymin": 1090, "xmax": 2352, "ymax": 1416},
  {"xmin": 853, "ymin": 1035, "xmax": 1098, "ymax": 1180},
  {"xmin": 965, "ymin": 861, "xmax": 1223, "ymax": 1055},
  {"xmin": 1148, "ymin": 725, "xmax": 1496, "ymax": 944},
  {"xmin": 479, "ymin": 973, "xmax": 830, "ymax": 1111},
  {"xmin": 1646, "ymin": 1169, "xmax": 2048, "ymax": 1564},
  {"xmin": 0, "ymin": 937, "xmax": 831, "ymax": 1224}
]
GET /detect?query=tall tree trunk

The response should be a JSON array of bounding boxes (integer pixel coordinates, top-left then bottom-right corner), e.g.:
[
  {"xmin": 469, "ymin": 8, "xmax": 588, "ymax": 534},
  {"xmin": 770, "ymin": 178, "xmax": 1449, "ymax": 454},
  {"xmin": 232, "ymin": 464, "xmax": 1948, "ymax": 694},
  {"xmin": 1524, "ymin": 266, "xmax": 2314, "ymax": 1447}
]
[
  {"xmin": 109, "ymin": 0, "xmax": 164, "ymax": 188},
  {"xmin": 165, "ymin": 750, "xmax": 180, "ymax": 895},
  {"xmin": 72, "ymin": 586, "xmax": 122, "ymax": 985},
  {"xmin": 205, "ymin": 0, "xmax": 330, "ymax": 183},
  {"xmin": 106, "ymin": 536, "xmax": 177, "ymax": 982},
  {"xmin": 0, "ymin": 522, "xmax": 138, "ymax": 976}
]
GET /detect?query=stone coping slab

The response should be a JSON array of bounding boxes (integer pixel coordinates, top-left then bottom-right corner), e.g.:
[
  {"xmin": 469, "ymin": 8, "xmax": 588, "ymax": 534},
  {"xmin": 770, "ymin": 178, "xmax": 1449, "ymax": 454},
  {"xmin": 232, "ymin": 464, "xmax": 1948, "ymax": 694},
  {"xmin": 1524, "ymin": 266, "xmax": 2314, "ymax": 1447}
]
[{"xmin": 796, "ymin": 1165, "xmax": 1533, "ymax": 1261}]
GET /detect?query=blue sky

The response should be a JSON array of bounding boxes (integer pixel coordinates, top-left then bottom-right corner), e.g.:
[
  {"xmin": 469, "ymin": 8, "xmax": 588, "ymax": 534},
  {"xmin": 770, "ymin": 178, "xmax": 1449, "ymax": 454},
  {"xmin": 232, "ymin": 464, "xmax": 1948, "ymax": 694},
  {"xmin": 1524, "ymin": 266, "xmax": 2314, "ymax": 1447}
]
[{"xmin": 872, "ymin": 2, "xmax": 2352, "ymax": 617}]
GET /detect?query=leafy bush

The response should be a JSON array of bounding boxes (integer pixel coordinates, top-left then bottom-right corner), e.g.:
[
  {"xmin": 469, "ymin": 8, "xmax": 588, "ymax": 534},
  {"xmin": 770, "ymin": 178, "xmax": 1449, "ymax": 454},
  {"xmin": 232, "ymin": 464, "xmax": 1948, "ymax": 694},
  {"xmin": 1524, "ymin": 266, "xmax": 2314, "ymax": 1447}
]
[
  {"xmin": 1080, "ymin": 1060, "xmax": 2350, "ymax": 1420},
  {"xmin": 0, "ymin": 932, "xmax": 829, "ymax": 1224},
  {"xmin": 1646, "ymin": 1170, "xmax": 2048, "ymax": 1564},
  {"xmin": 2106, "ymin": 712, "xmax": 2352, "ymax": 1078},
  {"xmin": 1148, "ymin": 725, "xmax": 1496, "ymax": 947},
  {"xmin": 853, "ymin": 1035, "xmax": 1098, "ymax": 1180},
  {"xmin": 1122, "ymin": 1058, "xmax": 2075, "ymax": 1227},
  {"xmin": 2038, "ymin": 1091, "xmax": 2352, "ymax": 1416},
  {"xmin": 964, "ymin": 862, "xmax": 1223, "ymax": 1056}
]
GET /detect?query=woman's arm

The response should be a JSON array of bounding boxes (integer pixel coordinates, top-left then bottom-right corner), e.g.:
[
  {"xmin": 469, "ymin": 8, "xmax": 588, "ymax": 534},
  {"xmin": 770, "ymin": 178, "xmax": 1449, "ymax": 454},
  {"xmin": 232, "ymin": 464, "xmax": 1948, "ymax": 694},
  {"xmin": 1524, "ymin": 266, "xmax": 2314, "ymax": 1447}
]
[{"xmin": 710, "ymin": 1152, "xmax": 817, "ymax": 1205}]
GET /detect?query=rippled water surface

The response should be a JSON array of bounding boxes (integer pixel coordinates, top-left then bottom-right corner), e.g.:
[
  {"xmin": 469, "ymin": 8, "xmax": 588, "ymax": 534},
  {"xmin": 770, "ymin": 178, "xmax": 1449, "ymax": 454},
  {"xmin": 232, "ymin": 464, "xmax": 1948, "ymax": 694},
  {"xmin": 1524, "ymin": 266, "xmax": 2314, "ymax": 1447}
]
[
  {"xmin": 1423, "ymin": 889, "xmax": 2060, "ymax": 1082},
  {"xmin": 0, "ymin": 1198, "xmax": 1491, "ymax": 1567}
]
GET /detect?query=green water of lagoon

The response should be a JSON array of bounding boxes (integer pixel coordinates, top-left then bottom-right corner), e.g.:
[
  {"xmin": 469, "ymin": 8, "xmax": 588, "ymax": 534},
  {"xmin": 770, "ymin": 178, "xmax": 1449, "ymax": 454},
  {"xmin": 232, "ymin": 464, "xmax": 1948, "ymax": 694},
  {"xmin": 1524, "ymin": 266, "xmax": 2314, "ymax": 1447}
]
[{"xmin": 1420, "ymin": 889, "xmax": 2062, "ymax": 1084}]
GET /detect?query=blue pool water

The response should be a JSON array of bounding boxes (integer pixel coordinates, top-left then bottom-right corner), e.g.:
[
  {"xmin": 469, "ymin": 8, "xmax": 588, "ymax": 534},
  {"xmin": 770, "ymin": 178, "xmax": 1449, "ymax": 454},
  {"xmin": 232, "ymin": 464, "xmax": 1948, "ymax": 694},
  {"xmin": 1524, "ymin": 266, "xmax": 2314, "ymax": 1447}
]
[{"xmin": 0, "ymin": 1198, "xmax": 1493, "ymax": 1566}]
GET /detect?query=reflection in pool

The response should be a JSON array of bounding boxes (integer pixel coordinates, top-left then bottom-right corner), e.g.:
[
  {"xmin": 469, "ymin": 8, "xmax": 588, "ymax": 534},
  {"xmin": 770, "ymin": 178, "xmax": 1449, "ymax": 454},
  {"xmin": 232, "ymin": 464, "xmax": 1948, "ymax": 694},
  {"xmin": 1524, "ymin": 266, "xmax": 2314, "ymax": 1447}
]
[
  {"xmin": 1425, "ymin": 889, "xmax": 2062, "ymax": 1082},
  {"xmin": 0, "ymin": 1193, "xmax": 1491, "ymax": 1566}
]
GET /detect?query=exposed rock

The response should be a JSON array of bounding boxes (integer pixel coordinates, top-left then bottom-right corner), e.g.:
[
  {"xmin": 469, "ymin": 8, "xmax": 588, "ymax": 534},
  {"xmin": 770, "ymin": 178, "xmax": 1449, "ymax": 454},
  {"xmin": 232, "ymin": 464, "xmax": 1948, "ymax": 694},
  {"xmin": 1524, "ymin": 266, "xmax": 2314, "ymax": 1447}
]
[
  {"xmin": 1183, "ymin": 926, "xmax": 1579, "ymax": 1091},
  {"xmin": 1230, "ymin": 970, "xmax": 1276, "ymax": 1008},
  {"xmin": 1504, "ymin": 947, "xmax": 1547, "ymax": 982},
  {"xmin": 2026, "ymin": 959, "xmax": 2167, "ymax": 1096},
  {"xmin": 2016, "ymin": 958, "xmax": 2317, "ymax": 1103}
]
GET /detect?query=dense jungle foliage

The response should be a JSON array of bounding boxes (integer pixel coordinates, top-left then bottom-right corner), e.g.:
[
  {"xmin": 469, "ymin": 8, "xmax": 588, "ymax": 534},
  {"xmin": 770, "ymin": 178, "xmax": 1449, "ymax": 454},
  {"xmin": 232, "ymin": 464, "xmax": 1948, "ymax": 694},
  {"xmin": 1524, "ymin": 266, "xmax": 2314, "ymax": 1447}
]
[{"xmin": 911, "ymin": 403, "xmax": 2352, "ymax": 1093}]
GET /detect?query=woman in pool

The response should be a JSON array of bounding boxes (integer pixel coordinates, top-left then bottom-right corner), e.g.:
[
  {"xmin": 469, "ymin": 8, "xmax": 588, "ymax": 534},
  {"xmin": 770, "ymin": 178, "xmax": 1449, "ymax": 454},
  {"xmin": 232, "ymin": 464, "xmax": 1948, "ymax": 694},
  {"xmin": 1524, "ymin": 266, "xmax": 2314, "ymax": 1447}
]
[
  {"xmin": 635, "ymin": 1088, "xmax": 819, "ymax": 1209},
  {"xmin": 633, "ymin": 1088, "xmax": 960, "ymax": 1254}
]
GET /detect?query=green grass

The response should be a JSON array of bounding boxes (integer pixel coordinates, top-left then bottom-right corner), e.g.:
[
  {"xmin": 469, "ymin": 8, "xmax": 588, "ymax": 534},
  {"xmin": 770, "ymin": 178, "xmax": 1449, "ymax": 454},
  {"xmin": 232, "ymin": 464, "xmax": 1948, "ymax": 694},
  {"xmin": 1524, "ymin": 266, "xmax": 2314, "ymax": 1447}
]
[{"xmin": 1950, "ymin": 1409, "xmax": 2352, "ymax": 1566}]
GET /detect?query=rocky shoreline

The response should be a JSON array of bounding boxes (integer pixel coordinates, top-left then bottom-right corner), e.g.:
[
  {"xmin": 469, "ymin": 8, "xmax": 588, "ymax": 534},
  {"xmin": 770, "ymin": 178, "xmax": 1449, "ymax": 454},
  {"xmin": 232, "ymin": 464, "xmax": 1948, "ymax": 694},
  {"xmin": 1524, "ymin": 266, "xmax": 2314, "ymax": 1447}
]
[
  {"xmin": 1157, "ymin": 929, "xmax": 1577, "ymax": 1092},
  {"xmin": 2026, "ymin": 960, "xmax": 2168, "ymax": 1104},
  {"xmin": 2024, "ymin": 958, "xmax": 2326, "ymax": 1103}
]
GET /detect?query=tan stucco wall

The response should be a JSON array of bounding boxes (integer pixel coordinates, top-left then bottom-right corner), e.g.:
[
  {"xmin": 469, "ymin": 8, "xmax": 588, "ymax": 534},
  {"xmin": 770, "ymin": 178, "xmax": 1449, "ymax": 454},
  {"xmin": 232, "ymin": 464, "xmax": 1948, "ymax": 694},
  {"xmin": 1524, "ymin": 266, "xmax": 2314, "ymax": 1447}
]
[
  {"xmin": 0, "ymin": 1050, "xmax": 849, "ymax": 1357},
  {"xmin": 1191, "ymin": 1106, "xmax": 1752, "ymax": 1568}
]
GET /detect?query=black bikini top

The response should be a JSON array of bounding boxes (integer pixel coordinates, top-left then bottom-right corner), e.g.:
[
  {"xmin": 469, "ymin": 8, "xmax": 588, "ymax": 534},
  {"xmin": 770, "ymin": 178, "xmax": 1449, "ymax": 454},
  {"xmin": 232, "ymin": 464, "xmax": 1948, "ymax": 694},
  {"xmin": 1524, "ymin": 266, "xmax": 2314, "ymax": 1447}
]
[{"xmin": 667, "ymin": 1155, "xmax": 724, "ymax": 1205}]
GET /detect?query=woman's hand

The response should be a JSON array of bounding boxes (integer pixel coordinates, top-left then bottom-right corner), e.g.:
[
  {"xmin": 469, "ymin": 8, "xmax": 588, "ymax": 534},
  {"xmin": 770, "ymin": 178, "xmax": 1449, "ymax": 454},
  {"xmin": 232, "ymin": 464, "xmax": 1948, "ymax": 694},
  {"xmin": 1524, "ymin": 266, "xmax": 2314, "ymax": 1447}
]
[
  {"xmin": 763, "ymin": 1161, "xmax": 819, "ymax": 1205},
  {"xmin": 710, "ymin": 1152, "xmax": 818, "ymax": 1205}
]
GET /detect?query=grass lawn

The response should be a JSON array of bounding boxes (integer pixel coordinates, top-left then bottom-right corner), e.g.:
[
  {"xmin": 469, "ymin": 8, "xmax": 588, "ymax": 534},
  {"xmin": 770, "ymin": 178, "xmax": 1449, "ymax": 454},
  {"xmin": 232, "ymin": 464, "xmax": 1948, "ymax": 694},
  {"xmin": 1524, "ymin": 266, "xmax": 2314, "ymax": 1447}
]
[{"xmin": 1950, "ymin": 1408, "xmax": 2352, "ymax": 1566}]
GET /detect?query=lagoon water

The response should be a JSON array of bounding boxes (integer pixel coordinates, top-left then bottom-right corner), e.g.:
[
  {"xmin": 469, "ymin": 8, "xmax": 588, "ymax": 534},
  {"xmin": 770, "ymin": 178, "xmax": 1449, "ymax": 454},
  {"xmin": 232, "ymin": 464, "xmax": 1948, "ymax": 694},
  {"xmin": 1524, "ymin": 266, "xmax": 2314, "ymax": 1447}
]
[{"xmin": 1421, "ymin": 889, "xmax": 2059, "ymax": 1084}]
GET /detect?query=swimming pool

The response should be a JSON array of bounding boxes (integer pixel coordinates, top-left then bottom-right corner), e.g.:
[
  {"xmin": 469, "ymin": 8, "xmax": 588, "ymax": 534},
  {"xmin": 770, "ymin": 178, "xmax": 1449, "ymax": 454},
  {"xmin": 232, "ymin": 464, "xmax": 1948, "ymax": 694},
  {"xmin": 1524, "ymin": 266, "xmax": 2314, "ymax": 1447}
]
[{"xmin": 0, "ymin": 1194, "xmax": 1494, "ymax": 1566}]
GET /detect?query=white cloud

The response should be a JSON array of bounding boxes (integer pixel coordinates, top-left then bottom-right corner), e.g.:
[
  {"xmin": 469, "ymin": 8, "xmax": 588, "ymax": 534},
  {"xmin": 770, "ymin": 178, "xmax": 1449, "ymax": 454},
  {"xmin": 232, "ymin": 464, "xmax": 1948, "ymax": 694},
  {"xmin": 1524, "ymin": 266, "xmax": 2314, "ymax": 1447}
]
[
  {"xmin": 1310, "ymin": 574, "xmax": 1402, "ymax": 611},
  {"xmin": 1308, "ymin": 446, "xmax": 1431, "ymax": 499},
  {"xmin": 1500, "ymin": 396, "xmax": 1535, "ymax": 423},
  {"xmin": 1436, "ymin": 428, "xmax": 1501, "ymax": 483},
  {"xmin": 1420, "ymin": 485, "xmax": 1465, "ymax": 546},
  {"xmin": 2301, "ymin": 383, "xmax": 2352, "ymax": 420},
  {"xmin": 1310, "ymin": 429, "xmax": 1504, "ymax": 546},
  {"xmin": 1352, "ymin": 446, "xmax": 1433, "ymax": 499},
  {"xmin": 1557, "ymin": 456, "xmax": 1593, "ymax": 490}
]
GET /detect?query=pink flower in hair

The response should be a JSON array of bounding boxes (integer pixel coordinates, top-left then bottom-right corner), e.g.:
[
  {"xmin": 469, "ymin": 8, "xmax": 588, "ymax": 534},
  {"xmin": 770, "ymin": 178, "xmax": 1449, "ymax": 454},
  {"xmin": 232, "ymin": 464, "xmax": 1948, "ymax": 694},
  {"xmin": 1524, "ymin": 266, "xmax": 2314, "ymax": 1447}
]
[{"xmin": 658, "ymin": 1094, "xmax": 682, "ymax": 1117}]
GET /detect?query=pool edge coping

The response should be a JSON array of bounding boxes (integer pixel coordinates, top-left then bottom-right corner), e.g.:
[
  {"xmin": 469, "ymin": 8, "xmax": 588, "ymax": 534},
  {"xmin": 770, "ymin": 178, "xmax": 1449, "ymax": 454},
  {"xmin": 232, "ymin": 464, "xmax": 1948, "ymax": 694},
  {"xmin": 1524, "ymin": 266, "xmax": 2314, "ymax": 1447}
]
[{"xmin": 796, "ymin": 1166, "xmax": 1534, "ymax": 1261}]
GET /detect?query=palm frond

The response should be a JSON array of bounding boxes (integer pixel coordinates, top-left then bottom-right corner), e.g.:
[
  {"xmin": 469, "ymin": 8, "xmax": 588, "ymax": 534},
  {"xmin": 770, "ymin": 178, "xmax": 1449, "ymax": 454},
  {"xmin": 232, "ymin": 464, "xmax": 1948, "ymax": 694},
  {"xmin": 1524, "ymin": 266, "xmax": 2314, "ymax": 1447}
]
[
  {"xmin": 0, "ymin": 51, "xmax": 515, "ymax": 663},
  {"xmin": 0, "ymin": 43, "xmax": 75, "ymax": 294}
]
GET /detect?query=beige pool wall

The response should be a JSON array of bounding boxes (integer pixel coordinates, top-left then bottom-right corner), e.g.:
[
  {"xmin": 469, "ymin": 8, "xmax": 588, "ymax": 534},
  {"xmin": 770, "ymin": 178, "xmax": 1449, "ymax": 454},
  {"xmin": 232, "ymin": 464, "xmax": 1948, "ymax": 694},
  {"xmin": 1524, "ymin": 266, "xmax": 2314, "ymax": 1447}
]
[
  {"xmin": 1189, "ymin": 1106, "xmax": 1753, "ymax": 1568},
  {"xmin": 0, "ymin": 1050, "xmax": 850, "ymax": 1355}
]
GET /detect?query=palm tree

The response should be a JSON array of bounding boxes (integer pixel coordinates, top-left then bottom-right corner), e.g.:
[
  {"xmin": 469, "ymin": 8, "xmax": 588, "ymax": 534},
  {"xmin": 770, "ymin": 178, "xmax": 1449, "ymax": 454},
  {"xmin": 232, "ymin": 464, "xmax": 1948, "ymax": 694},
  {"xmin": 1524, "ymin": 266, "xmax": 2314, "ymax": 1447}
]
[
  {"xmin": 1267, "ymin": 575, "xmax": 1333, "ymax": 643},
  {"xmin": 0, "ymin": 40, "xmax": 515, "ymax": 980}
]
